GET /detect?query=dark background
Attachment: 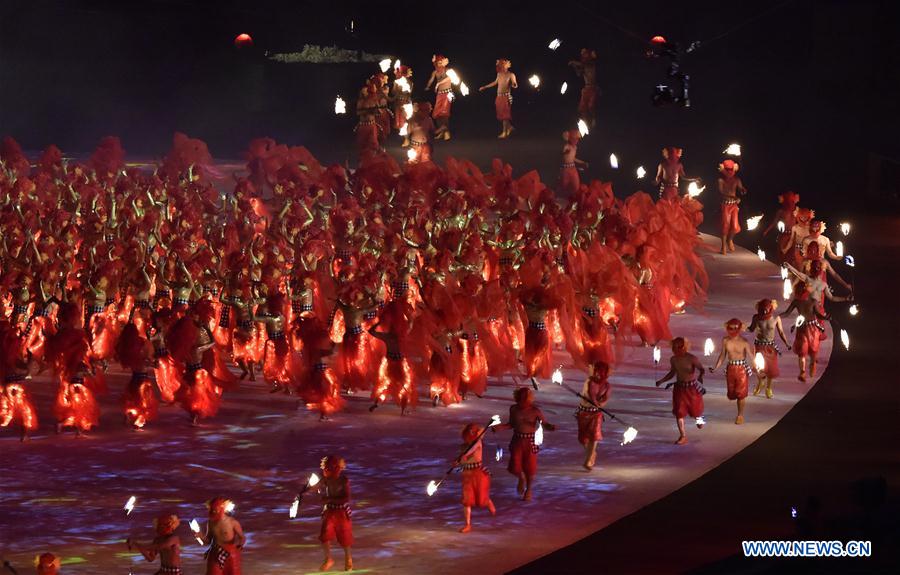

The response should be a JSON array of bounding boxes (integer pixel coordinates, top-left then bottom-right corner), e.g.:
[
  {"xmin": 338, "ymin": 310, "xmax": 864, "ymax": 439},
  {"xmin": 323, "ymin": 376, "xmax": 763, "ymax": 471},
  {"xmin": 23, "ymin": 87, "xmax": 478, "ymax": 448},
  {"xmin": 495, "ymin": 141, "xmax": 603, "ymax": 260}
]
[{"xmin": 2, "ymin": 0, "xmax": 900, "ymax": 214}]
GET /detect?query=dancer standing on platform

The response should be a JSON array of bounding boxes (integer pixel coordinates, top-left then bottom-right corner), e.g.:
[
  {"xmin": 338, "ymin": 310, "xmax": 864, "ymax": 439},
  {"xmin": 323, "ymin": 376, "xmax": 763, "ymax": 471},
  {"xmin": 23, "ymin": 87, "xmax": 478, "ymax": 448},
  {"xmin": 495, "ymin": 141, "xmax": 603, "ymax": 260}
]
[
  {"xmin": 717, "ymin": 159, "xmax": 747, "ymax": 255},
  {"xmin": 407, "ymin": 102, "xmax": 434, "ymax": 163},
  {"xmin": 568, "ymin": 48, "xmax": 599, "ymax": 128},
  {"xmin": 127, "ymin": 514, "xmax": 183, "ymax": 575},
  {"xmin": 391, "ymin": 65, "xmax": 414, "ymax": 147},
  {"xmin": 748, "ymin": 299, "xmax": 789, "ymax": 398},
  {"xmin": 457, "ymin": 423, "xmax": 497, "ymax": 532},
  {"xmin": 479, "ymin": 59, "xmax": 518, "ymax": 138},
  {"xmin": 317, "ymin": 455, "xmax": 353, "ymax": 572},
  {"xmin": 655, "ymin": 337, "xmax": 706, "ymax": 445},
  {"xmin": 710, "ymin": 319, "xmax": 754, "ymax": 424},
  {"xmin": 426, "ymin": 55, "xmax": 453, "ymax": 140},
  {"xmin": 780, "ymin": 285, "xmax": 836, "ymax": 383},
  {"xmin": 198, "ymin": 497, "xmax": 244, "ymax": 575},
  {"xmin": 655, "ymin": 147, "xmax": 687, "ymax": 201},
  {"xmin": 559, "ymin": 130, "xmax": 587, "ymax": 195},
  {"xmin": 576, "ymin": 361, "xmax": 610, "ymax": 471},
  {"xmin": 493, "ymin": 387, "xmax": 555, "ymax": 501}
]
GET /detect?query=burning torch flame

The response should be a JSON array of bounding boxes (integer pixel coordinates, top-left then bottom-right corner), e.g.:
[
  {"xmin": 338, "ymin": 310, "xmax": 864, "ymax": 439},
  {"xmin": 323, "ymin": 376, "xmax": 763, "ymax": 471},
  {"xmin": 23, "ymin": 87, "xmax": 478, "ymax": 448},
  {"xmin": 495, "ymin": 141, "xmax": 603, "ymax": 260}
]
[
  {"xmin": 446, "ymin": 69, "xmax": 461, "ymax": 85},
  {"xmin": 754, "ymin": 351, "xmax": 766, "ymax": 372},
  {"xmin": 608, "ymin": 153, "xmax": 619, "ymax": 168},
  {"xmin": 548, "ymin": 38, "xmax": 562, "ymax": 50},
  {"xmin": 399, "ymin": 122, "xmax": 408, "ymax": 136},
  {"xmin": 289, "ymin": 498, "xmax": 299, "ymax": 519},
  {"xmin": 551, "ymin": 368, "xmax": 563, "ymax": 385},
  {"xmin": 490, "ymin": 414, "xmax": 502, "ymax": 427},
  {"xmin": 746, "ymin": 215, "xmax": 763, "ymax": 231},
  {"xmin": 795, "ymin": 315, "xmax": 806, "ymax": 328},
  {"xmin": 534, "ymin": 420, "xmax": 544, "ymax": 446},
  {"xmin": 190, "ymin": 519, "xmax": 203, "ymax": 544},
  {"xmin": 426, "ymin": 480, "xmax": 439, "ymax": 496},
  {"xmin": 495, "ymin": 447, "xmax": 504, "ymax": 461},
  {"xmin": 396, "ymin": 77, "xmax": 411, "ymax": 93},
  {"xmin": 845, "ymin": 255, "xmax": 855, "ymax": 267},
  {"xmin": 757, "ymin": 248, "xmax": 766, "ymax": 261},
  {"xmin": 459, "ymin": 82, "xmax": 470, "ymax": 96},
  {"xmin": 840, "ymin": 222, "xmax": 850, "ymax": 236},
  {"xmin": 652, "ymin": 345, "xmax": 661, "ymax": 364},
  {"xmin": 407, "ymin": 148, "xmax": 417, "ymax": 162},
  {"xmin": 621, "ymin": 426, "xmax": 638, "ymax": 445},
  {"xmin": 849, "ymin": 304, "xmax": 859, "ymax": 316},
  {"xmin": 379, "ymin": 59, "xmax": 392, "ymax": 73},
  {"xmin": 224, "ymin": 501, "xmax": 235, "ymax": 514},
  {"xmin": 447, "ymin": 91, "xmax": 455, "ymax": 102},
  {"xmin": 781, "ymin": 266, "xmax": 789, "ymax": 280},
  {"xmin": 402, "ymin": 102, "xmax": 413, "ymax": 118},
  {"xmin": 560, "ymin": 82, "xmax": 568, "ymax": 94},
  {"xmin": 636, "ymin": 166, "xmax": 647, "ymax": 179},
  {"xmin": 783, "ymin": 278, "xmax": 793, "ymax": 300},
  {"xmin": 835, "ymin": 241, "xmax": 844, "ymax": 257},
  {"xmin": 528, "ymin": 74, "xmax": 540, "ymax": 88},
  {"xmin": 696, "ymin": 416, "xmax": 706, "ymax": 426},
  {"xmin": 394, "ymin": 59, "xmax": 401, "ymax": 71},
  {"xmin": 724, "ymin": 143, "xmax": 742, "ymax": 156},
  {"xmin": 687, "ymin": 182, "xmax": 705, "ymax": 198},
  {"xmin": 124, "ymin": 496, "xmax": 136, "ymax": 516},
  {"xmin": 840, "ymin": 329, "xmax": 850, "ymax": 350},
  {"xmin": 704, "ymin": 338, "xmax": 715, "ymax": 357},
  {"xmin": 334, "ymin": 96, "xmax": 346, "ymax": 115},
  {"xmin": 777, "ymin": 221, "xmax": 786, "ymax": 233},
  {"xmin": 308, "ymin": 473, "xmax": 321, "ymax": 487},
  {"xmin": 578, "ymin": 119, "xmax": 590, "ymax": 137}
]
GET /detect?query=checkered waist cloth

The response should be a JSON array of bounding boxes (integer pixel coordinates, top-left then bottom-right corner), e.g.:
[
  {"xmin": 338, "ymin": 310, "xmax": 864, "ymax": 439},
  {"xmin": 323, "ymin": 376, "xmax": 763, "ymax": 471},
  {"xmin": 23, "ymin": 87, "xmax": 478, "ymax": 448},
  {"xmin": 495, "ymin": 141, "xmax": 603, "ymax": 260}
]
[
  {"xmin": 512, "ymin": 431, "xmax": 541, "ymax": 453},
  {"xmin": 499, "ymin": 257, "xmax": 514, "ymax": 265},
  {"xmin": 561, "ymin": 162, "xmax": 576, "ymax": 169},
  {"xmin": 336, "ymin": 249, "xmax": 352, "ymax": 260},
  {"xmin": 348, "ymin": 325, "xmax": 364, "ymax": 336},
  {"xmin": 154, "ymin": 346, "xmax": 169, "ymax": 358},
  {"xmin": 238, "ymin": 319, "xmax": 254, "ymax": 330},
  {"xmin": 722, "ymin": 197, "xmax": 740, "ymax": 205},
  {"xmin": 156, "ymin": 565, "xmax": 182, "ymax": 575},
  {"xmin": 444, "ymin": 344, "xmax": 453, "ymax": 354},
  {"xmin": 363, "ymin": 309, "xmax": 377, "ymax": 320},
  {"xmin": 582, "ymin": 306, "xmax": 598, "ymax": 318},
  {"xmin": 39, "ymin": 307, "xmax": 52, "ymax": 317},
  {"xmin": 156, "ymin": 290, "xmax": 170, "ymax": 298},
  {"xmin": 357, "ymin": 119, "xmax": 376, "ymax": 126},
  {"xmin": 576, "ymin": 404, "xmax": 603, "ymax": 413},
  {"xmin": 410, "ymin": 139, "xmax": 427, "ymax": 147},
  {"xmin": 13, "ymin": 304, "xmax": 28, "ymax": 315},
  {"xmin": 323, "ymin": 503, "xmax": 352, "ymax": 517},
  {"xmin": 528, "ymin": 321, "xmax": 546, "ymax": 331},
  {"xmin": 69, "ymin": 376, "xmax": 84, "ymax": 384},
  {"xmin": 674, "ymin": 379, "xmax": 707, "ymax": 395},
  {"xmin": 314, "ymin": 362, "xmax": 328, "ymax": 371},
  {"xmin": 173, "ymin": 297, "xmax": 190, "ymax": 306},
  {"xmin": 267, "ymin": 330, "xmax": 285, "ymax": 340},
  {"xmin": 387, "ymin": 351, "xmax": 404, "ymax": 361},
  {"xmin": 727, "ymin": 359, "xmax": 754, "ymax": 375},
  {"xmin": 292, "ymin": 301, "xmax": 314, "ymax": 313},
  {"xmin": 460, "ymin": 461, "xmax": 489, "ymax": 473},
  {"xmin": 755, "ymin": 339, "xmax": 777, "ymax": 347},
  {"xmin": 438, "ymin": 88, "xmax": 453, "ymax": 94},
  {"xmin": 806, "ymin": 320, "xmax": 826, "ymax": 333},
  {"xmin": 86, "ymin": 304, "xmax": 105, "ymax": 314},
  {"xmin": 209, "ymin": 544, "xmax": 230, "ymax": 569},
  {"xmin": 218, "ymin": 306, "xmax": 231, "ymax": 326}
]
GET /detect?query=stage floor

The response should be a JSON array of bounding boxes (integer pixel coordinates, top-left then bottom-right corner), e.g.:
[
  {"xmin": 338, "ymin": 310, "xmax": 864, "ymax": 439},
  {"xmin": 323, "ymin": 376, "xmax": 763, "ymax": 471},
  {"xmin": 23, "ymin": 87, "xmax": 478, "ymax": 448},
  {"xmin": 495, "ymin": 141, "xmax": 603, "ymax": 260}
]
[{"xmin": 0, "ymin": 235, "xmax": 831, "ymax": 575}]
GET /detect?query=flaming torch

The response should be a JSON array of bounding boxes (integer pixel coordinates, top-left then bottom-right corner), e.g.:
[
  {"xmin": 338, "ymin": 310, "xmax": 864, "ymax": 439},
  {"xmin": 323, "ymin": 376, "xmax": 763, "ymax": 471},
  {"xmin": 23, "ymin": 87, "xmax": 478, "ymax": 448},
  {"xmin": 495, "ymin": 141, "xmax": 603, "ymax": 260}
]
[
  {"xmin": 636, "ymin": 166, "xmax": 646, "ymax": 179},
  {"xmin": 399, "ymin": 122, "xmax": 409, "ymax": 137},
  {"xmin": 795, "ymin": 315, "xmax": 806, "ymax": 328},
  {"xmin": 757, "ymin": 248, "xmax": 766, "ymax": 261},
  {"xmin": 849, "ymin": 304, "xmax": 859, "ymax": 316},
  {"xmin": 396, "ymin": 77, "xmax": 411, "ymax": 93},
  {"xmin": 528, "ymin": 74, "xmax": 541, "ymax": 88},
  {"xmin": 578, "ymin": 119, "xmax": 590, "ymax": 137},
  {"xmin": 334, "ymin": 96, "xmax": 346, "ymax": 115},
  {"xmin": 289, "ymin": 472, "xmax": 321, "ymax": 519},
  {"xmin": 783, "ymin": 278, "xmax": 793, "ymax": 300},
  {"xmin": 189, "ymin": 519, "xmax": 204, "ymax": 545},
  {"xmin": 406, "ymin": 148, "xmax": 417, "ymax": 163},
  {"xmin": 446, "ymin": 69, "xmax": 461, "ymax": 85},
  {"xmin": 840, "ymin": 329, "xmax": 850, "ymax": 350},
  {"xmin": 653, "ymin": 345, "xmax": 661, "ymax": 365},
  {"xmin": 840, "ymin": 222, "xmax": 850, "ymax": 236},
  {"xmin": 754, "ymin": 352, "xmax": 766, "ymax": 373},
  {"xmin": 379, "ymin": 58, "xmax": 392, "ymax": 73},
  {"xmin": 724, "ymin": 143, "xmax": 742, "ymax": 156},
  {"xmin": 835, "ymin": 241, "xmax": 844, "ymax": 257},
  {"xmin": 427, "ymin": 414, "xmax": 502, "ymax": 496},
  {"xmin": 781, "ymin": 266, "xmax": 789, "ymax": 280},
  {"xmin": 704, "ymin": 338, "xmax": 715, "ymax": 357},
  {"xmin": 560, "ymin": 82, "xmax": 568, "ymax": 94},
  {"xmin": 548, "ymin": 38, "xmax": 562, "ymax": 50},
  {"xmin": 687, "ymin": 181, "xmax": 705, "ymax": 198},
  {"xmin": 534, "ymin": 419, "xmax": 544, "ymax": 447},
  {"xmin": 402, "ymin": 102, "xmax": 413, "ymax": 118},
  {"xmin": 124, "ymin": 495, "xmax": 136, "ymax": 516},
  {"xmin": 777, "ymin": 221, "xmax": 786, "ymax": 233},
  {"xmin": 459, "ymin": 82, "xmax": 470, "ymax": 96},
  {"xmin": 746, "ymin": 215, "xmax": 763, "ymax": 231},
  {"xmin": 608, "ymin": 153, "xmax": 618, "ymax": 168}
]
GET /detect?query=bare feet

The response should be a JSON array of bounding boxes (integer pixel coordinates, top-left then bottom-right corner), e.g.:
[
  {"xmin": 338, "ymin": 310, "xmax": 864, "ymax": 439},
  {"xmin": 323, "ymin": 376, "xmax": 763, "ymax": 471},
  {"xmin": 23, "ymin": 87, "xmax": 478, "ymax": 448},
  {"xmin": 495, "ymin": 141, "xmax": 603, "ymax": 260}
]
[
  {"xmin": 798, "ymin": 373, "xmax": 807, "ymax": 382},
  {"xmin": 459, "ymin": 524, "xmax": 472, "ymax": 533},
  {"xmin": 522, "ymin": 488, "xmax": 532, "ymax": 501},
  {"xmin": 735, "ymin": 415, "xmax": 744, "ymax": 425},
  {"xmin": 345, "ymin": 557, "xmax": 353, "ymax": 571},
  {"xmin": 583, "ymin": 463, "xmax": 593, "ymax": 471},
  {"xmin": 320, "ymin": 557, "xmax": 334, "ymax": 571},
  {"xmin": 675, "ymin": 435, "xmax": 688, "ymax": 445}
]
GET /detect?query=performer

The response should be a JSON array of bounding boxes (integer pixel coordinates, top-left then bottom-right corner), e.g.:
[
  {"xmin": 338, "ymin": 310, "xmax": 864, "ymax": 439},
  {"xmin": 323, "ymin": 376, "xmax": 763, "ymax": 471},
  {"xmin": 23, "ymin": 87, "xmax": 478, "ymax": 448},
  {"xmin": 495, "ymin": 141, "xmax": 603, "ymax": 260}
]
[
  {"xmin": 368, "ymin": 314, "xmax": 415, "ymax": 414},
  {"xmin": 576, "ymin": 361, "xmax": 610, "ymax": 471},
  {"xmin": 34, "ymin": 553, "xmax": 61, "ymax": 575},
  {"xmin": 355, "ymin": 82, "xmax": 382, "ymax": 161},
  {"xmin": 780, "ymin": 294, "xmax": 831, "ymax": 383},
  {"xmin": 654, "ymin": 147, "xmax": 688, "ymax": 201},
  {"xmin": 655, "ymin": 337, "xmax": 706, "ymax": 445},
  {"xmin": 493, "ymin": 387, "xmax": 556, "ymax": 501},
  {"xmin": 127, "ymin": 514, "xmax": 183, "ymax": 575},
  {"xmin": 478, "ymin": 59, "xmax": 518, "ymax": 138},
  {"xmin": 197, "ymin": 498, "xmax": 244, "ymax": 575},
  {"xmin": 407, "ymin": 102, "xmax": 434, "ymax": 163},
  {"xmin": 425, "ymin": 54, "xmax": 453, "ymax": 140},
  {"xmin": 53, "ymin": 365, "xmax": 101, "ymax": 435},
  {"xmin": 717, "ymin": 159, "xmax": 746, "ymax": 255},
  {"xmin": 568, "ymin": 48, "xmax": 599, "ymax": 128},
  {"xmin": 559, "ymin": 130, "xmax": 588, "ymax": 196},
  {"xmin": 710, "ymin": 319, "xmax": 755, "ymax": 424},
  {"xmin": 0, "ymin": 325, "xmax": 38, "ymax": 442},
  {"xmin": 748, "ymin": 299, "xmax": 789, "ymax": 398},
  {"xmin": 457, "ymin": 423, "xmax": 496, "ymax": 532},
  {"xmin": 390, "ymin": 65, "xmax": 414, "ymax": 147},
  {"xmin": 317, "ymin": 455, "xmax": 353, "ymax": 572},
  {"xmin": 763, "ymin": 190, "xmax": 800, "ymax": 262}
]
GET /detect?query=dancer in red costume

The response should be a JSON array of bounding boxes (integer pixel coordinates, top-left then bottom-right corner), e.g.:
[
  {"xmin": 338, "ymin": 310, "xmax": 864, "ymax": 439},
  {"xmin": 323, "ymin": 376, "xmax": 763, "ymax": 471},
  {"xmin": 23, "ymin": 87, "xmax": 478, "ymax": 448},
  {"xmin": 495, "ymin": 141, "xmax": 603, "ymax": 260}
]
[
  {"xmin": 559, "ymin": 130, "xmax": 588, "ymax": 196},
  {"xmin": 426, "ymin": 54, "xmax": 454, "ymax": 140},
  {"xmin": 710, "ymin": 319, "xmax": 755, "ymax": 424},
  {"xmin": 0, "ymin": 321, "xmax": 38, "ymax": 441},
  {"xmin": 494, "ymin": 387, "xmax": 555, "ymax": 500},
  {"xmin": 568, "ymin": 48, "xmax": 599, "ymax": 128},
  {"xmin": 169, "ymin": 304, "xmax": 223, "ymax": 426},
  {"xmin": 479, "ymin": 58, "xmax": 518, "ymax": 138},
  {"xmin": 127, "ymin": 514, "xmax": 183, "ymax": 575},
  {"xmin": 355, "ymin": 81, "xmax": 382, "ymax": 161},
  {"xmin": 656, "ymin": 337, "xmax": 706, "ymax": 445},
  {"xmin": 654, "ymin": 146, "xmax": 688, "ymax": 201},
  {"xmin": 407, "ymin": 102, "xmax": 435, "ymax": 163},
  {"xmin": 35, "ymin": 553, "xmax": 61, "ymax": 575},
  {"xmin": 368, "ymin": 308, "xmax": 415, "ymax": 414},
  {"xmin": 763, "ymin": 191, "xmax": 800, "ymax": 263},
  {"xmin": 117, "ymin": 323, "xmax": 159, "ymax": 429},
  {"xmin": 748, "ymin": 298, "xmax": 789, "ymax": 399},
  {"xmin": 254, "ymin": 293, "xmax": 297, "ymax": 394},
  {"xmin": 297, "ymin": 319, "xmax": 344, "ymax": 419},
  {"xmin": 317, "ymin": 455, "xmax": 353, "ymax": 572},
  {"xmin": 576, "ymin": 361, "xmax": 611, "ymax": 471},
  {"xmin": 457, "ymin": 423, "xmax": 496, "ymax": 532},
  {"xmin": 197, "ymin": 498, "xmax": 244, "ymax": 575},
  {"xmin": 53, "ymin": 363, "xmax": 101, "ymax": 435},
  {"xmin": 780, "ymin": 286, "xmax": 834, "ymax": 383},
  {"xmin": 390, "ymin": 65, "xmax": 414, "ymax": 147},
  {"xmin": 784, "ymin": 207, "xmax": 814, "ymax": 268},
  {"xmin": 717, "ymin": 159, "xmax": 747, "ymax": 255}
]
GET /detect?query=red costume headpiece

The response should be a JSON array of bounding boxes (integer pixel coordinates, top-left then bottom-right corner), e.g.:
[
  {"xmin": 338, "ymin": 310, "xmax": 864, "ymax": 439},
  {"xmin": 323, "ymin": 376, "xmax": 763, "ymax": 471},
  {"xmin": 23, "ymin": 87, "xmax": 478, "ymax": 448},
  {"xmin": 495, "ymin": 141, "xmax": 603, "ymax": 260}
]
[
  {"xmin": 719, "ymin": 159, "xmax": 739, "ymax": 174},
  {"xmin": 207, "ymin": 497, "xmax": 233, "ymax": 520},
  {"xmin": 795, "ymin": 207, "xmax": 815, "ymax": 224},
  {"xmin": 155, "ymin": 514, "xmax": 181, "ymax": 536},
  {"xmin": 394, "ymin": 65, "xmax": 412, "ymax": 78},
  {"xmin": 725, "ymin": 318, "xmax": 743, "ymax": 334},
  {"xmin": 662, "ymin": 147, "xmax": 683, "ymax": 160},
  {"xmin": 35, "ymin": 553, "xmax": 61, "ymax": 575},
  {"xmin": 432, "ymin": 54, "xmax": 449, "ymax": 68},
  {"xmin": 778, "ymin": 190, "xmax": 800, "ymax": 206},
  {"xmin": 320, "ymin": 455, "xmax": 346, "ymax": 476},
  {"xmin": 496, "ymin": 58, "xmax": 511, "ymax": 72},
  {"xmin": 563, "ymin": 129, "xmax": 582, "ymax": 145},
  {"xmin": 756, "ymin": 298, "xmax": 777, "ymax": 318},
  {"xmin": 462, "ymin": 423, "xmax": 483, "ymax": 442}
]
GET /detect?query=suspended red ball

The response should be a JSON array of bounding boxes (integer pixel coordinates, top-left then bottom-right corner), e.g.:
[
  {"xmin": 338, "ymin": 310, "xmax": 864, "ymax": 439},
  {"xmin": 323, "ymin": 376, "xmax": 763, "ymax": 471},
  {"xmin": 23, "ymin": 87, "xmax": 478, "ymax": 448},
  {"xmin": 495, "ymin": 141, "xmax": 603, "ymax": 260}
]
[
  {"xmin": 234, "ymin": 33, "xmax": 253, "ymax": 48},
  {"xmin": 650, "ymin": 35, "xmax": 667, "ymax": 44}
]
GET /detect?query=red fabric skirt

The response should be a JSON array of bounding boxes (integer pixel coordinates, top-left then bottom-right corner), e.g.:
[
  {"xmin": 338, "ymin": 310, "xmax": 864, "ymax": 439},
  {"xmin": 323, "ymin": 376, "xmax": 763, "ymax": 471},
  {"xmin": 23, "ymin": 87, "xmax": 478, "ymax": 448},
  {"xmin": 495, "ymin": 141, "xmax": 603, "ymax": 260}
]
[
  {"xmin": 320, "ymin": 508, "xmax": 353, "ymax": 547},
  {"xmin": 461, "ymin": 467, "xmax": 492, "ymax": 507},
  {"xmin": 559, "ymin": 166, "xmax": 580, "ymax": 195},
  {"xmin": 175, "ymin": 368, "xmax": 221, "ymax": 420},
  {"xmin": 301, "ymin": 366, "xmax": 345, "ymax": 416},
  {"xmin": 373, "ymin": 356, "xmax": 415, "ymax": 410},
  {"xmin": 755, "ymin": 343, "xmax": 780, "ymax": 379},
  {"xmin": 495, "ymin": 94, "xmax": 512, "ymax": 121},
  {"xmin": 726, "ymin": 364, "xmax": 749, "ymax": 400},
  {"xmin": 721, "ymin": 202, "xmax": 741, "ymax": 235},
  {"xmin": 433, "ymin": 92, "xmax": 452, "ymax": 119},
  {"xmin": 579, "ymin": 86, "xmax": 598, "ymax": 115},
  {"xmin": 0, "ymin": 384, "xmax": 39, "ymax": 431},
  {"xmin": 507, "ymin": 434, "xmax": 539, "ymax": 476},
  {"xmin": 793, "ymin": 323, "xmax": 823, "ymax": 357},
  {"xmin": 576, "ymin": 408, "xmax": 603, "ymax": 445},
  {"xmin": 53, "ymin": 381, "xmax": 99, "ymax": 431},
  {"xmin": 124, "ymin": 376, "xmax": 159, "ymax": 427},
  {"xmin": 355, "ymin": 123, "xmax": 380, "ymax": 156},
  {"xmin": 459, "ymin": 338, "xmax": 487, "ymax": 397},
  {"xmin": 523, "ymin": 324, "xmax": 551, "ymax": 379},
  {"xmin": 205, "ymin": 543, "xmax": 241, "ymax": 575},
  {"xmin": 672, "ymin": 383, "xmax": 704, "ymax": 419}
]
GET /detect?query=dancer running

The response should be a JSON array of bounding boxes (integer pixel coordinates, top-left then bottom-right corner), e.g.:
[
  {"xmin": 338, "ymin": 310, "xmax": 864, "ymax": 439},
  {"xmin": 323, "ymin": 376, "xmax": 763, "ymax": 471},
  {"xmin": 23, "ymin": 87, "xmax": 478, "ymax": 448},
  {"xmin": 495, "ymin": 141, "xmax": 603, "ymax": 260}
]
[
  {"xmin": 710, "ymin": 319, "xmax": 754, "ymax": 424},
  {"xmin": 655, "ymin": 337, "xmax": 706, "ymax": 444}
]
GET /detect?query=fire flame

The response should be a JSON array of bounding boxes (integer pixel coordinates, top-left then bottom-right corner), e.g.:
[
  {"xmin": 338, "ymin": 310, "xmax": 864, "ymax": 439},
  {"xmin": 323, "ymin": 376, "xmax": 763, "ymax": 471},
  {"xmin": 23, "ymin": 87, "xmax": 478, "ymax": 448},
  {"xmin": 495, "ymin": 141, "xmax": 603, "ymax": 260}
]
[
  {"xmin": 446, "ymin": 69, "xmax": 461, "ymax": 85},
  {"xmin": 490, "ymin": 414, "xmax": 502, "ymax": 427},
  {"xmin": 308, "ymin": 473, "xmax": 320, "ymax": 487},
  {"xmin": 757, "ymin": 248, "xmax": 766, "ymax": 261},
  {"xmin": 754, "ymin": 351, "xmax": 765, "ymax": 372},
  {"xmin": 495, "ymin": 447, "xmax": 504, "ymax": 461},
  {"xmin": 783, "ymin": 278, "xmax": 793, "ymax": 300},
  {"xmin": 704, "ymin": 338, "xmax": 714, "ymax": 357},
  {"xmin": 190, "ymin": 519, "xmax": 201, "ymax": 533},
  {"xmin": 548, "ymin": 38, "xmax": 562, "ymax": 50},
  {"xmin": 396, "ymin": 77, "xmax": 411, "ymax": 93},
  {"xmin": 459, "ymin": 82, "xmax": 470, "ymax": 96},
  {"xmin": 528, "ymin": 74, "xmax": 540, "ymax": 88},
  {"xmin": 399, "ymin": 122, "xmax": 408, "ymax": 136},
  {"xmin": 724, "ymin": 143, "xmax": 742, "ymax": 156},
  {"xmin": 534, "ymin": 420, "xmax": 544, "ymax": 446},
  {"xmin": 379, "ymin": 58, "xmax": 392, "ymax": 73},
  {"xmin": 608, "ymin": 153, "xmax": 618, "ymax": 168},
  {"xmin": 124, "ymin": 496, "xmax": 136, "ymax": 516},
  {"xmin": 621, "ymin": 426, "xmax": 638, "ymax": 445},
  {"xmin": 849, "ymin": 304, "xmax": 859, "ymax": 316},
  {"xmin": 636, "ymin": 166, "xmax": 646, "ymax": 179},
  {"xmin": 777, "ymin": 221, "xmax": 786, "ymax": 233},
  {"xmin": 334, "ymin": 96, "xmax": 346, "ymax": 115},
  {"xmin": 406, "ymin": 148, "xmax": 417, "ymax": 162},
  {"xmin": 840, "ymin": 329, "xmax": 850, "ymax": 350},
  {"xmin": 840, "ymin": 222, "xmax": 850, "ymax": 236},
  {"xmin": 289, "ymin": 498, "xmax": 299, "ymax": 519},
  {"xmin": 795, "ymin": 315, "xmax": 806, "ymax": 328},
  {"xmin": 560, "ymin": 82, "xmax": 568, "ymax": 94},
  {"xmin": 652, "ymin": 345, "xmax": 661, "ymax": 364},
  {"xmin": 835, "ymin": 240, "xmax": 844, "ymax": 257},
  {"xmin": 781, "ymin": 266, "xmax": 789, "ymax": 280},
  {"xmin": 402, "ymin": 102, "xmax": 413, "ymax": 118},
  {"xmin": 746, "ymin": 215, "xmax": 763, "ymax": 231},
  {"xmin": 551, "ymin": 368, "xmax": 563, "ymax": 385},
  {"xmin": 426, "ymin": 480, "xmax": 438, "ymax": 496},
  {"xmin": 578, "ymin": 119, "xmax": 590, "ymax": 137},
  {"xmin": 687, "ymin": 182, "xmax": 705, "ymax": 197}
]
